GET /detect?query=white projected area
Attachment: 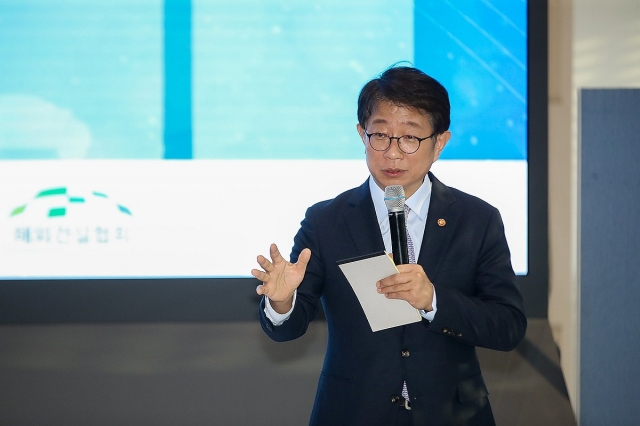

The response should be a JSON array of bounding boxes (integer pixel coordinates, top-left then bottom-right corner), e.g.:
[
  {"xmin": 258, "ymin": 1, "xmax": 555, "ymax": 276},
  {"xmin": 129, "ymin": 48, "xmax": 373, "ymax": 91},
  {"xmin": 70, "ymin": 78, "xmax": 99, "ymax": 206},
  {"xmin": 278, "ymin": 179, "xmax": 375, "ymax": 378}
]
[{"xmin": 0, "ymin": 160, "xmax": 526, "ymax": 278}]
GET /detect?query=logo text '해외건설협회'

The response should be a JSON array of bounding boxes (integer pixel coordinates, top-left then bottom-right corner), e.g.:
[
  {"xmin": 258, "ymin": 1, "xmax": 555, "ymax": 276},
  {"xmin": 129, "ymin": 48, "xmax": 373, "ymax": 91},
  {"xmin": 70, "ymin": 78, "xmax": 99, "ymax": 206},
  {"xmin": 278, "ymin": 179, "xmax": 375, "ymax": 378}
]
[{"xmin": 8, "ymin": 187, "xmax": 132, "ymax": 246}]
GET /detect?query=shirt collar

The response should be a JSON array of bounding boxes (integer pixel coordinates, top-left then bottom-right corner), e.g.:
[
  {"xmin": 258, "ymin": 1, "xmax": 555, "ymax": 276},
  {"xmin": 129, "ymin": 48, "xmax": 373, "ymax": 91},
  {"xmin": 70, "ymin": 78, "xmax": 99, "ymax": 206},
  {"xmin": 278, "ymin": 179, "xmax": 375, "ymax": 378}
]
[{"xmin": 369, "ymin": 175, "xmax": 432, "ymax": 224}]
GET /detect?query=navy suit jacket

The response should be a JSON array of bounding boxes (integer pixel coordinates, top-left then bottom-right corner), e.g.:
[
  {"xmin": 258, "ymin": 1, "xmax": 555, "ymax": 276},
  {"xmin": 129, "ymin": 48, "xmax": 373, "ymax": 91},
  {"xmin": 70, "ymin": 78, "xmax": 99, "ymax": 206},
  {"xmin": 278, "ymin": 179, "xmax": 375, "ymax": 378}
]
[{"xmin": 259, "ymin": 173, "xmax": 526, "ymax": 426}]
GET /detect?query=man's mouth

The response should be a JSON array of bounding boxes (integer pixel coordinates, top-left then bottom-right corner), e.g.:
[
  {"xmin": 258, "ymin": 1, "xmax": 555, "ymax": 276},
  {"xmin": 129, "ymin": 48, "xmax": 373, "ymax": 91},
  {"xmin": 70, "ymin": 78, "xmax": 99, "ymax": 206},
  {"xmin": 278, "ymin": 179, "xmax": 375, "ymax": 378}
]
[{"xmin": 383, "ymin": 168, "xmax": 404, "ymax": 177}]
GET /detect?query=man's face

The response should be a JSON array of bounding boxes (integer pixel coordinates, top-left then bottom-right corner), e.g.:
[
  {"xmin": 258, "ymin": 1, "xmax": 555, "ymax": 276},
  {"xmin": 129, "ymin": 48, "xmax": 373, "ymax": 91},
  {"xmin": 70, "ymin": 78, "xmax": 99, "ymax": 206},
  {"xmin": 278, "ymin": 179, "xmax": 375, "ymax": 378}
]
[{"xmin": 357, "ymin": 101, "xmax": 450, "ymax": 199}]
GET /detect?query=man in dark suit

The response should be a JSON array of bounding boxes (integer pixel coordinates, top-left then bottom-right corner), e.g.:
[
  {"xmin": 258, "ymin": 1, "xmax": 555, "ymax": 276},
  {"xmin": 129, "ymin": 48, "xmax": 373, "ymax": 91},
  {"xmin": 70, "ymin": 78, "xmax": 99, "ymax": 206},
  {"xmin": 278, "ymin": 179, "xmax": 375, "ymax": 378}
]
[{"xmin": 252, "ymin": 66, "xmax": 526, "ymax": 426}]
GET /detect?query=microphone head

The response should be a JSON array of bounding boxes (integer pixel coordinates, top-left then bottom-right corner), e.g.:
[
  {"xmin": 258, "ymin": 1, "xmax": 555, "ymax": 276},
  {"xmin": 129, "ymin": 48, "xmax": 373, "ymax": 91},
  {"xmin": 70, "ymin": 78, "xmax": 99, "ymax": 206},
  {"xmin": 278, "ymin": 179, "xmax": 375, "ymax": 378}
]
[{"xmin": 384, "ymin": 185, "xmax": 405, "ymax": 213}]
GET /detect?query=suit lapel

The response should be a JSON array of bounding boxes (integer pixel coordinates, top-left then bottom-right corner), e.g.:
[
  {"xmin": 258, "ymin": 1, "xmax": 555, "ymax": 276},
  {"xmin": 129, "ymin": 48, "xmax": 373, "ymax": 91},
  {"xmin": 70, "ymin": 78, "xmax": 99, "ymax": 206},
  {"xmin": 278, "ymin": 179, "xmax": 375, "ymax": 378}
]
[
  {"xmin": 418, "ymin": 172, "xmax": 459, "ymax": 276},
  {"xmin": 343, "ymin": 180, "xmax": 385, "ymax": 256},
  {"xmin": 341, "ymin": 175, "xmax": 458, "ymax": 273}
]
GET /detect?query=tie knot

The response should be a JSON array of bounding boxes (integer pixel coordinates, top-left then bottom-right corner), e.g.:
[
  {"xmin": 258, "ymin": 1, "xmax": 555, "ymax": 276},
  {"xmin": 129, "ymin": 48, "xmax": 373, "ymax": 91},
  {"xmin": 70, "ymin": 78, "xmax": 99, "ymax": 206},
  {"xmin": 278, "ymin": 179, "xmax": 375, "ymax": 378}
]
[{"xmin": 404, "ymin": 204, "xmax": 410, "ymax": 216}]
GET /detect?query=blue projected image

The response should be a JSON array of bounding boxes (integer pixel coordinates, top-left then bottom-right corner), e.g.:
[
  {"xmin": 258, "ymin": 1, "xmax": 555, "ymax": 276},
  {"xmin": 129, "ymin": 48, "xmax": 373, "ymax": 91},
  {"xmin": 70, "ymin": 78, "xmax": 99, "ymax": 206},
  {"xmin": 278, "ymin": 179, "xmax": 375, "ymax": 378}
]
[
  {"xmin": 0, "ymin": 0, "xmax": 163, "ymax": 160},
  {"xmin": 192, "ymin": 0, "xmax": 414, "ymax": 160},
  {"xmin": 0, "ymin": 0, "xmax": 526, "ymax": 161},
  {"xmin": 415, "ymin": 1, "xmax": 527, "ymax": 160}
]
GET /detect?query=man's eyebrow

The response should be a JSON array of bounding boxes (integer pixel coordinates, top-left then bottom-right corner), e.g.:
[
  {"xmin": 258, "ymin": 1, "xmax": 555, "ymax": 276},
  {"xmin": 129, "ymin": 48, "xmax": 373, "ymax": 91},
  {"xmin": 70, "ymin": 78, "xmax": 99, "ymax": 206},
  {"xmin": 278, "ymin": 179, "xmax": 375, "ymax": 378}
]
[
  {"xmin": 369, "ymin": 118, "xmax": 424, "ymax": 128},
  {"xmin": 369, "ymin": 118, "xmax": 389, "ymax": 126}
]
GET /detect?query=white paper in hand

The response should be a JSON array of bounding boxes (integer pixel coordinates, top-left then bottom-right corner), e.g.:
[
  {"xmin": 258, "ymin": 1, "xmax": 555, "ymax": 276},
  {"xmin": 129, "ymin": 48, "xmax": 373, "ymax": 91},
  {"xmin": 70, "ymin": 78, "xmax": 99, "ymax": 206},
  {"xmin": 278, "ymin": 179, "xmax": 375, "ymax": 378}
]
[{"xmin": 337, "ymin": 252, "xmax": 421, "ymax": 332}]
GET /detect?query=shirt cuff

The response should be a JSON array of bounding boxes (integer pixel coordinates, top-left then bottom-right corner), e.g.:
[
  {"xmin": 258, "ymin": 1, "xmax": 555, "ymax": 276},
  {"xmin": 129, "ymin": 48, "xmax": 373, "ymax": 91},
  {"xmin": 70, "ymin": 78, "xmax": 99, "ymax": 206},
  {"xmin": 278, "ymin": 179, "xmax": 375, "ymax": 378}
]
[
  {"xmin": 264, "ymin": 290, "xmax": 297, "ymax": 326},
  {"xmin": 419, "ymin": 286, "xmax": 437, "ymax": 321}
]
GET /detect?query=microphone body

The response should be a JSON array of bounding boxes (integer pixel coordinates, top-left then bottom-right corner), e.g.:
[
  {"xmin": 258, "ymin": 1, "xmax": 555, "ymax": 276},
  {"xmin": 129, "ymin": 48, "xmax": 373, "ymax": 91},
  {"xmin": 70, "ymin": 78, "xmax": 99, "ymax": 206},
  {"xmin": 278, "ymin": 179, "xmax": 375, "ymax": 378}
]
[
  {"xmin": 389, "ymin": 211, "xmax": 409, "ymax": 265},
  {"xmin": 384, "ymin": 185, "xmax": 409, "ymax": 266}
]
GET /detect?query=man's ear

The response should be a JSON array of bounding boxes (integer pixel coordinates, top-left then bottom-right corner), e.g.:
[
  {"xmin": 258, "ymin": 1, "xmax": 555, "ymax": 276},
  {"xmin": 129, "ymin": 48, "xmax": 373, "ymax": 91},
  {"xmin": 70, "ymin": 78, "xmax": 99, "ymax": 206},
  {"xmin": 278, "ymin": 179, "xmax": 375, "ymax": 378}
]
[
  {"xmin": 356, "ymin": 123, "xmax": 366, "ymax": 142},
  {"xmin": 433, "ymin": 130, "xmax": 451, "ymax": 160},
  {"xmin": 357, "ymin": 124, "xmax": 367, "ymax": 153}
]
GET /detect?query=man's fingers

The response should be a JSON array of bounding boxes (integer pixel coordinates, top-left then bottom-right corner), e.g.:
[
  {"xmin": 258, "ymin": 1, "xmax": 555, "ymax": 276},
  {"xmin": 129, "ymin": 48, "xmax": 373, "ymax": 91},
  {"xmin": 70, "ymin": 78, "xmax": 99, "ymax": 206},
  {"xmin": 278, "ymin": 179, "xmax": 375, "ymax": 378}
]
[
  {"xmin": 269, "ymin": 243, "xmax": 284, "ymax": 263},
  {"xmin": 251, "ymin": 268, "xmax": 268, "ymax": 282},
  {"xmin": 297, "ymin": 248, "xmax": 312, "ymax": 269},
  {"xmin": 255, "ymin": 283, "xmax": 276, "ymax": 298},
  {"xmin": 256, "ymin": 255, "xmax": 274, "ymax": 272},
  {"xmin": 384, "ymin": 291, "xmax": 403, "ymax": 300},
  {"xmin": 378, "ymin": 282, "xmax": 409, "ymax": 294},
  {"xmin": 377, "ymin": 274, "xmax": 407, "ymax": 289},
  {"xmin": 252, "ymin": 245, "xmax": 311, "ymax": 299},
  {"xmin": 255, "ymin": 283, "xmax": 273, "ymax": 296}
]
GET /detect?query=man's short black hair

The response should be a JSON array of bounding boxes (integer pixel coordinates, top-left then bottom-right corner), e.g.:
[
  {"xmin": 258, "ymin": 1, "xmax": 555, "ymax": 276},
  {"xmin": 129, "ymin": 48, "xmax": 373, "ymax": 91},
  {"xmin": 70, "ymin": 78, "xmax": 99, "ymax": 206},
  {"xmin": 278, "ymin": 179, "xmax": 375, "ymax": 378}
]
[{"xmin": 357, "ymin": 66, "xmax": 450, "ymax": 135}]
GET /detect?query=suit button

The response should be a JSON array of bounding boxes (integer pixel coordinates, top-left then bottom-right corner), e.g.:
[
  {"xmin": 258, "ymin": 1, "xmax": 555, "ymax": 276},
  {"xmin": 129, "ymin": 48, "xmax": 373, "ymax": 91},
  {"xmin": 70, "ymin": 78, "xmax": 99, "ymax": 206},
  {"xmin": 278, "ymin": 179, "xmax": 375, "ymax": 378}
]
[
  {"xmin": 442, "ymin": 328, "xmax": 449, "ymax": 333},
  {"xmin": 401, "ymin": 350, "xmax": 410, "ymax": 357},
  {"xmin": 391, "ymin": 395, "xmax": 401, "ymax": 403},
  {"xmin": 456, "ymin": 332, "xmax": 462, "ymax": 337}
]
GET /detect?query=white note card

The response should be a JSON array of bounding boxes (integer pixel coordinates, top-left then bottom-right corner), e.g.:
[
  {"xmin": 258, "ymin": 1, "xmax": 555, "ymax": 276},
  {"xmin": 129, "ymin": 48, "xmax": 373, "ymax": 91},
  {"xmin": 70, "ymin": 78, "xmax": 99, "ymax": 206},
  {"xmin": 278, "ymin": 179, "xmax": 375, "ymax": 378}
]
[{"xmin": 337, "ymin": 252, "xmax": 422, "ymax": 332}]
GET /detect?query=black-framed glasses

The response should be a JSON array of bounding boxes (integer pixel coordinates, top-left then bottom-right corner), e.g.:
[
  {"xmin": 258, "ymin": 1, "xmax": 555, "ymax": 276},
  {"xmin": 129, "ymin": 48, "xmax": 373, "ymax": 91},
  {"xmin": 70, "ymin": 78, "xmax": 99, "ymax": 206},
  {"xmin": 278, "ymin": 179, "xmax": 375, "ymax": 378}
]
[{"xmin": 364, "ymin": 131, "xmax": 436, "ymax": 154}]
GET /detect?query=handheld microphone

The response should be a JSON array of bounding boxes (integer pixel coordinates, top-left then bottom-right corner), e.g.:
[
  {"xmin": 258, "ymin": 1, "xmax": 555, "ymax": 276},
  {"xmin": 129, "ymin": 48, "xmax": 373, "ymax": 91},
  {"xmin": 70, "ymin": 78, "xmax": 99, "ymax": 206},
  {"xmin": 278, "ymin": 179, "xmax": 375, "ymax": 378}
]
[{"xmin": 384, "ymin": 185, "xmax": 409, "ymax": 265}]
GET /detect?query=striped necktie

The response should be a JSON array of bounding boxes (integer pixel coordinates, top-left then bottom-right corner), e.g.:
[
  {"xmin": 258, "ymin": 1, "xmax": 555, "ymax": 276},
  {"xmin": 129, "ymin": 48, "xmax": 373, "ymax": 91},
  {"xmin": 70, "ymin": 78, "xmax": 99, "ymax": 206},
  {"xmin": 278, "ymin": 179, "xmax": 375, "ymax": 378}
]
[
  {"xmin": 402, "ymin": 204, "xmax": 416, "ymax": 404},
  {"xmin": 404, "ymin": 205, "xmax": 416, "ymax": 264}
]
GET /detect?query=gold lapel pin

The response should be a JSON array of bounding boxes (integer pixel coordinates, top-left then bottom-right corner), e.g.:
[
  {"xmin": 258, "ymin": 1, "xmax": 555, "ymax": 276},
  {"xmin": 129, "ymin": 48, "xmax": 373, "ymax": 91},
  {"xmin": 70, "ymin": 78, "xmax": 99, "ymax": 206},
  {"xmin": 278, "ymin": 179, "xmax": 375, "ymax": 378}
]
[{"xmin": 437, "ymin": 218, "xmax": 446, "ymax": 227}]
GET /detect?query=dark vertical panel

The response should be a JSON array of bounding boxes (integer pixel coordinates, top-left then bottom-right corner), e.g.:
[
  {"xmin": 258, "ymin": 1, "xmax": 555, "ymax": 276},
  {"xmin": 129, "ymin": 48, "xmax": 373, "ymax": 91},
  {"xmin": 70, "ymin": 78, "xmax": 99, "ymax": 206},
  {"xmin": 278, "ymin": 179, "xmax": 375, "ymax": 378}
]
[
  {"xmin": 580, "ymin": 89, "xmax": 640, "ymax": 425},
  {"xmin": 522, "ymin": 0, "xmax": 549, "ymax": 317},
  {"xmin": 164, "ymin": 0, "xmax": 192, "ymax": 159}
]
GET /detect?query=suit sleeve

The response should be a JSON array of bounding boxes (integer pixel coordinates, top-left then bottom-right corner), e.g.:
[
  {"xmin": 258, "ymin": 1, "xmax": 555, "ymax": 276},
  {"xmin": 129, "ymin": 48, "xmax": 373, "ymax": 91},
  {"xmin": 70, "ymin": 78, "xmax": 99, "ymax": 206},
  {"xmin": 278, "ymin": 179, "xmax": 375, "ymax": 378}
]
[
  {"xmin": 427, "ymin": 207, "xmax": 527, "ymax": 352},
  {"xmin": 259, "ymin": 206, "xmax": 325, "ymax": 342}
]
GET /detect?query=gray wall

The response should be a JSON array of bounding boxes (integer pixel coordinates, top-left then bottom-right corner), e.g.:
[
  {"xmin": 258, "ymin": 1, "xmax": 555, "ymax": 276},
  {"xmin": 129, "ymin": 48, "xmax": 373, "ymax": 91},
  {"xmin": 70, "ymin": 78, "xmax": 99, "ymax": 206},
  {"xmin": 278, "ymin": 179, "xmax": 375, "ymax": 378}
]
[
  {"xmin": 580, "ymin": 88, "xmax": 640, "ymax": 425},
  {"xmin": 0, "ymin": 320, "xmax": 575, "ymax": 425}
]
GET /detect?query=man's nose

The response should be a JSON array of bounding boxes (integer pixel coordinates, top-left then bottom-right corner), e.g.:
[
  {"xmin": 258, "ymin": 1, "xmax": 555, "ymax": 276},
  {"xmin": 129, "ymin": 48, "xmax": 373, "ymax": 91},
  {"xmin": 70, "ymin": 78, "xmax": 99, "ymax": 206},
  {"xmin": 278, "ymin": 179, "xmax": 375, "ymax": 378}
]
[{"xmin": 384, "ymin": 139, "xmax": 404, "ymax": 159}]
